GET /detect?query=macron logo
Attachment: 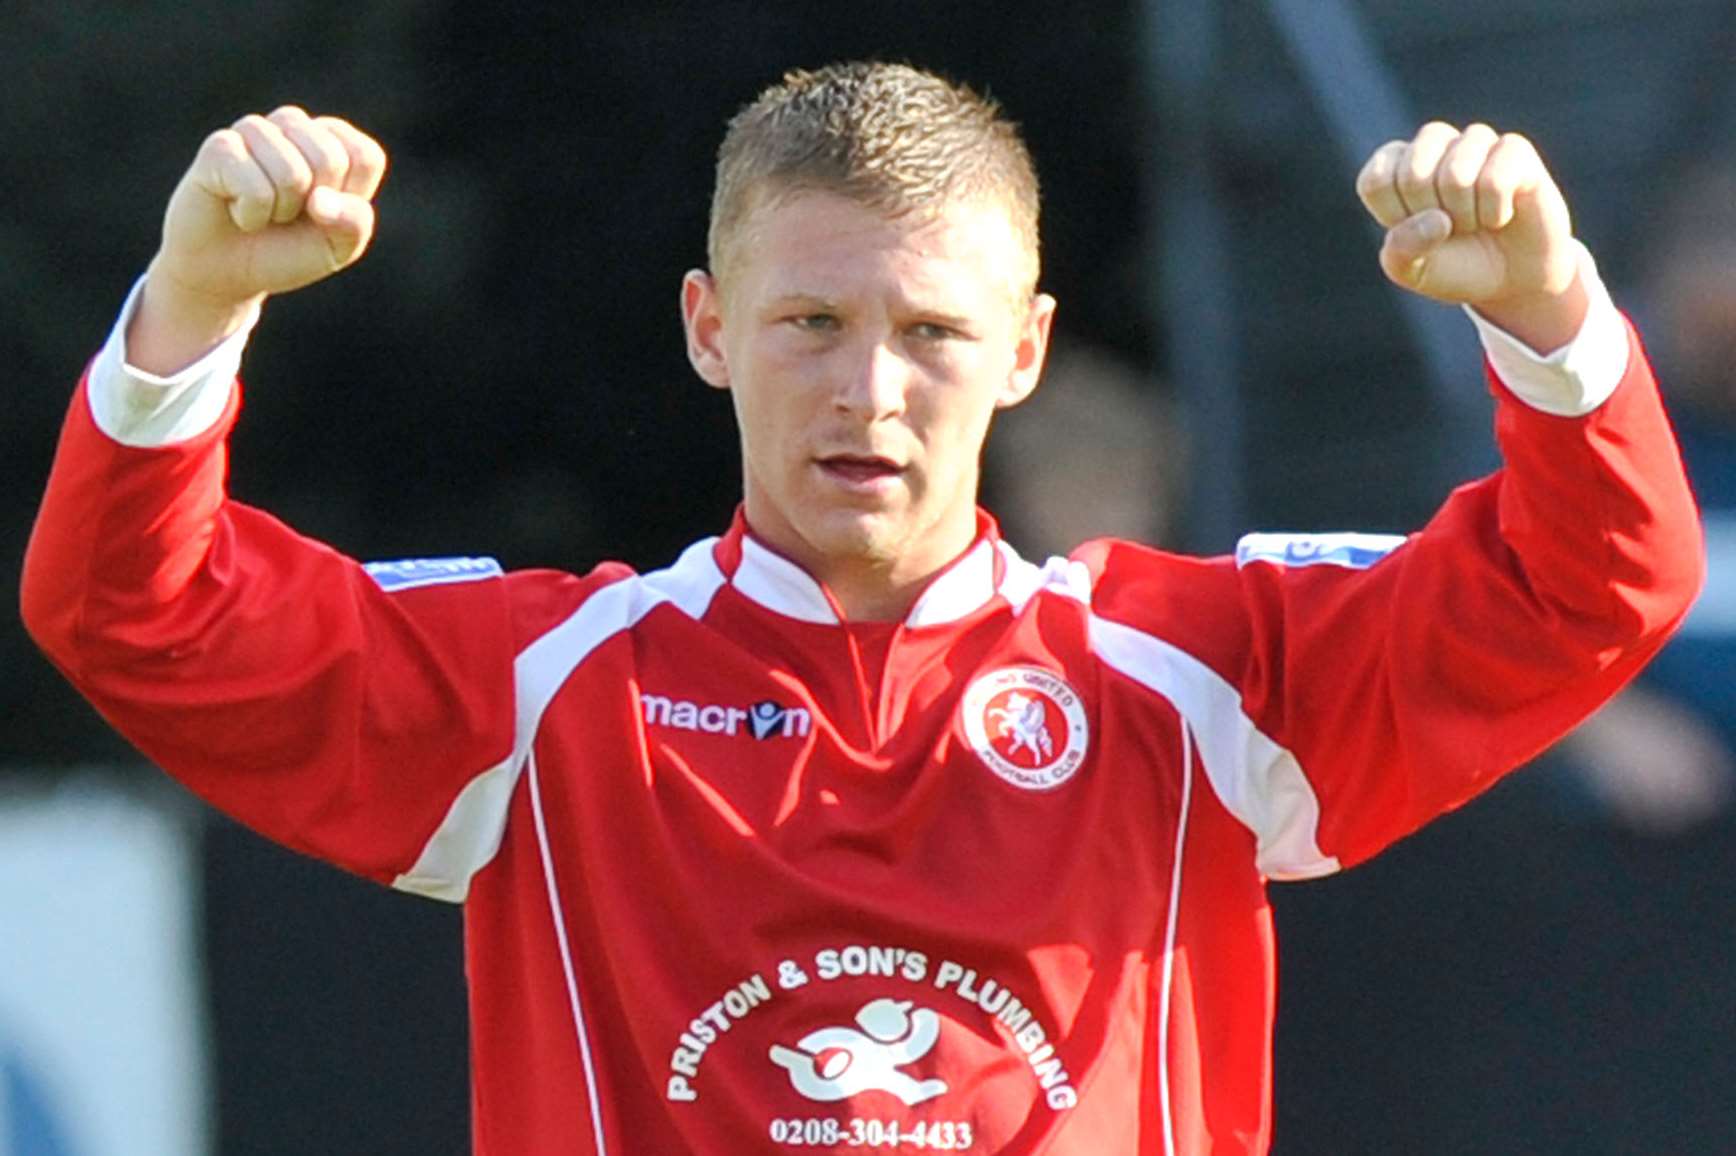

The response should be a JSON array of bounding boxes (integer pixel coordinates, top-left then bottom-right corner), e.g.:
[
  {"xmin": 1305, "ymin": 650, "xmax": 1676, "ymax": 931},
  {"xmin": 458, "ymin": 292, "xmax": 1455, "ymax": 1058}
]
[{"xmin": 641, "ymin": 694, "xmax": 812, "ymax": 740}]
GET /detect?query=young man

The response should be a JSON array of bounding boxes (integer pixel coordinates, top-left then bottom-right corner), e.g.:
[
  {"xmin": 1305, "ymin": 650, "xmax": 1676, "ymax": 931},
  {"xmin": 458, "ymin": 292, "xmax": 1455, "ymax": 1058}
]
[{"xmin": 22, "ymin": 62, "xmax": 1701, "ymax": 1153}]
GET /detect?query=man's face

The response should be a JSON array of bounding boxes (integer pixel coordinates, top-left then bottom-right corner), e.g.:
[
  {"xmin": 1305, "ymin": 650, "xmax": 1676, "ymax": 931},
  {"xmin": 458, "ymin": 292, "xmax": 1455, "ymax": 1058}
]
[{"xmin": 682, "ymin": 190, "xmax": 1054, "ymax": 584}]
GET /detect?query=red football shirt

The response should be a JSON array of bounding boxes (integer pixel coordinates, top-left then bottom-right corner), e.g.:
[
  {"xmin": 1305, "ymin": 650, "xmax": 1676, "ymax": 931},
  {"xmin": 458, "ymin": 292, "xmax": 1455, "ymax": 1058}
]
[{"xmin": 24, "ymin": 315, "xmax": 1700, "ymax": 1153}]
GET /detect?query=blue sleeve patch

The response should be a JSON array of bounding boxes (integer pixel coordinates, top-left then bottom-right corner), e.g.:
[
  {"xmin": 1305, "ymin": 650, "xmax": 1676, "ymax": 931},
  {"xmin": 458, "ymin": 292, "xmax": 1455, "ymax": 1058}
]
[
  {"xmin": 1234, "ymin": 532, "xmax": 1406, "ymax": 571},
  {"xmin": 364, "ymin": 556, "xmax": 503, "ymax": 592}
]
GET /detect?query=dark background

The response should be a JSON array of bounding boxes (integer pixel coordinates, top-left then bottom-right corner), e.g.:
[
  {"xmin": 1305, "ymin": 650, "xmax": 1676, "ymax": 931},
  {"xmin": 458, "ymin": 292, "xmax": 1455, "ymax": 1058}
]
[{"xmin": 6, "ymin": 1, "xmax": 1735, "ymax": 1152}]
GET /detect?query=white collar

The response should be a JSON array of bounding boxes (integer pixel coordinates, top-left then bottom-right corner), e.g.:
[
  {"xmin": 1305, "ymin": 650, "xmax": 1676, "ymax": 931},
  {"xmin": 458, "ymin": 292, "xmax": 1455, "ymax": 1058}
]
[{"xmin": 728, "ymin": 534, "xmax": 1011, "ymax": 627}]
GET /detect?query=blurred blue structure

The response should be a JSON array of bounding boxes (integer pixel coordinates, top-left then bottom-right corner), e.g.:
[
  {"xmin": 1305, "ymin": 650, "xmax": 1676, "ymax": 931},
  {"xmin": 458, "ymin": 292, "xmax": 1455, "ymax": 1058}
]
[{"xmin": 2, "ymin": 1047, "xmax": 79, "ymax": 1156}]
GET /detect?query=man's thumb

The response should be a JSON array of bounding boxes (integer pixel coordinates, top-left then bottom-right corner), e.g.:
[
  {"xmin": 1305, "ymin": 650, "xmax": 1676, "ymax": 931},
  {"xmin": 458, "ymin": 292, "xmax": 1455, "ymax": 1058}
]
[
  {"xmin": 1380, "ymin": 209, "xmax": 1452, "ymax": 286},
  {"xmin": 305, "ymin": 186, "xmax": 377, "ymax": 267}
]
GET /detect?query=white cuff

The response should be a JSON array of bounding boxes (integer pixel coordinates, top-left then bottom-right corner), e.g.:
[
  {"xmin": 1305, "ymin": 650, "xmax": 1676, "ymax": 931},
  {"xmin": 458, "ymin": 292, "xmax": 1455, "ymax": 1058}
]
[
  {"xmin": 1463, "ymin": 241, "xmax": 1630, "ymax": 418},
  {"xmin": 86, "ymin": 276, "xmax": 259, "ymax": 447}
]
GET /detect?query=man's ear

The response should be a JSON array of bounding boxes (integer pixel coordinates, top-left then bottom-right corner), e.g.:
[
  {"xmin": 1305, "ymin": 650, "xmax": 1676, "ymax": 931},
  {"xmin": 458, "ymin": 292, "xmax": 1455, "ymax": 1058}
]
[
  {"xmin": 995, "ymin": 292, "xmax": 1057, "ymax": 409},
  {"xmin": 681, "ymin": 269, "xmax": 730, "ymax": 390}
]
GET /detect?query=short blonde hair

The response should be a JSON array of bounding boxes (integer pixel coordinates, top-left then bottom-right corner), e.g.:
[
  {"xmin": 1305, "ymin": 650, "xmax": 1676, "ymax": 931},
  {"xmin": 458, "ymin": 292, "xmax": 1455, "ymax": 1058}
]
[{"xmin": 709, "ymin": 61, "xmax": 1042, "ymax": 294}]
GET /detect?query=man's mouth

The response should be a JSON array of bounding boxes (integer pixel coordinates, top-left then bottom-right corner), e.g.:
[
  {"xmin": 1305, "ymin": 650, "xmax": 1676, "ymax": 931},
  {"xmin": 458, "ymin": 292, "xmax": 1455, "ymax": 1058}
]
[{"xmin": 816, "ymin": 454, "xmax": 905, "ymax": 488}]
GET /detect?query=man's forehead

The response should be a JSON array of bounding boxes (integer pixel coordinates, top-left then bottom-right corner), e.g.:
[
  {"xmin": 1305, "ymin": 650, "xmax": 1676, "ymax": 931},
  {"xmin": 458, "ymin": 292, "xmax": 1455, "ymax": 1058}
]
[{"xmin": 724, "ymin": 188, "xmax": 1036, "ymax": 302}]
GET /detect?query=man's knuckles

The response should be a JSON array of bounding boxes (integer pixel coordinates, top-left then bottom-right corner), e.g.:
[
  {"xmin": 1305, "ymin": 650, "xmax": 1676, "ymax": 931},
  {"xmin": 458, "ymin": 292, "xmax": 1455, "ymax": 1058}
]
[
  {"xmin": 1440, "ymin": 127, "xmax": 1495, "ymax": 187},
  {"xmin": 1474, "ymin": 170, "xmax": 1514, "ymax": 230},
  {"xmin": 201, "ymin": 127, "xmax": 247, "ymax": 163},
  {"xmin": 234, "ymin": 115, "xmax": 316, "ymax": 194},
  {"xmin": 340, "ymin": 125, "xmax": 388, "ymax": 178},
  {"xmin": 271, "ymin": 109, "xmax": 350, "ymax": 189},
  {"xmin": 1355, "ymin": 142, "xmax": 1402, "ymax": 197},
  {"xmin": 1395, "ymin": 121, "xmax": 1459, "ymax": 204},
  {"xmin": 1495, "ymin": 131, "xmax": 1539, "ymax": 162},
  {"xmin": 266, "ymin": 104, "xmax": 312, "ymax": 126},
  {"xmin": 318, "ymin": 119, "xmax": 389, "ymax": 196},
  {"xmin": 1396, "ymin": 160, "xmax": 1439, "ymax": 212}
]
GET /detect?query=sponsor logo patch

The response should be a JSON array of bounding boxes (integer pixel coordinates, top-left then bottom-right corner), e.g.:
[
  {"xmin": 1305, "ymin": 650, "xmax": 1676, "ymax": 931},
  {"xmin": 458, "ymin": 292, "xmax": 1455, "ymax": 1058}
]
[
  {"xmin": 769, "ymin": 998, "xmax": 948, "ymax": 1106},
  {"xmin": 1233, "ymin": 531, "xmax": 1405, "ymax": 571},
  {"xmin": 640, "ymin": 693, "xmax": 812, "ymax": 740},
  {"xmin": 364, "ymin": 556, "xmax": 503, "ymax": 592},
  {"xmin": 961, "ymin": 667, "xmax": 1088, "ymax": 791}
]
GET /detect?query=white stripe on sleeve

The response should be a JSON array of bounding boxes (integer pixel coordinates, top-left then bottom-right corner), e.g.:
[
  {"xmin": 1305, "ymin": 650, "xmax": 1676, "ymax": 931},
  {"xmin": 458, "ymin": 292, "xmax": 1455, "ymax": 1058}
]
[
  {"xmin": 391, "ymin": 538, "xmax": 727, "ymax": 901},
  {"xmin": 1090, "ymin": 614, "xmax": 1340, "ymax": 881}
]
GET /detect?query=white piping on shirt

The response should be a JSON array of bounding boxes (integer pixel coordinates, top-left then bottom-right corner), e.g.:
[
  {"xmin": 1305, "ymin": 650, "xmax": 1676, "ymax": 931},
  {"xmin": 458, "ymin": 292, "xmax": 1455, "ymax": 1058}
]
[
  {"xmin": 529, "ymin": 748, "xmax": 610, "ymax": 1156},
  {"xmin": 1157, "ymin": 722, "xmax": 1194, "ymax": 1156}
]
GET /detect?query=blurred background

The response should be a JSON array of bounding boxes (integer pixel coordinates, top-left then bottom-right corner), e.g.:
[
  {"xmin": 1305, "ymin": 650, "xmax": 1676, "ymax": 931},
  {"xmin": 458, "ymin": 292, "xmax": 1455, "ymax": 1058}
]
[{"xmin": 4, "ymin": 0, "xmax": 1734, "ymax": 1151}]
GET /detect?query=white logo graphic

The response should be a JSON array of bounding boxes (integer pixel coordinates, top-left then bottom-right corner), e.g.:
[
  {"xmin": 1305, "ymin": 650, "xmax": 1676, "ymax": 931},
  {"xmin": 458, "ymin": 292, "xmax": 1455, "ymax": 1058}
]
[
  {"xmin": 961, "ymin": 667, "xmax": 1089, "ymax": 791},
  {"xmin": 640, "ymin": 693, "xmax": 812, "ymax": 740},
  {"xmin": 989, "ymin": 692, "xmax": 1054, "ymax": 764},
  {"xmin": 769, "ymin": 998, "xmax": 948, "ymax": 1106}
]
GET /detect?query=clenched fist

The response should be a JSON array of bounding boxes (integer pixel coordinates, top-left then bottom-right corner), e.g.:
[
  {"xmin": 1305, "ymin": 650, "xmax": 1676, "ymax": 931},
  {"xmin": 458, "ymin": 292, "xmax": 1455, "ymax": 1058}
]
[
  {"xmin": 130, "ymin": 107, "xmax": 387, "ymax": 375},
  {"xmin": 1356, "ymin": 122, "xmax": 1588, "ymax": 352}
]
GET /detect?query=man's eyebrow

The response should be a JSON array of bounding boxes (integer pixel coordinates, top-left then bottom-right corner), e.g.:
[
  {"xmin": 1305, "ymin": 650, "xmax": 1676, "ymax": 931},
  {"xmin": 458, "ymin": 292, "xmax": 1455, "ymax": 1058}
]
[
  {"xmin": 908, "ymin": 309, "xmax": 976, "ymax": 328},
  {"xmin": 766, "ymin": 292, "xmax": 841, "ymax": 310},
  {"xmin": 763, "ymin": 293, "xmax": 979, "ymax": 329}
]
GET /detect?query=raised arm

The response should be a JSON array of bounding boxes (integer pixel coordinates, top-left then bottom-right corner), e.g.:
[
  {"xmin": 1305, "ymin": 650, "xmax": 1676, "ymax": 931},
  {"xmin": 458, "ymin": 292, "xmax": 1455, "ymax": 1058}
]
[
  {"xmin": 1086, "ymin": 123, "xmax": 1703, "ymax": 876},
  {"xmin": 1355, "ymin": 120, "xmax": 1586, "ymax": 353},
  {"xmin": 129, "ymin": 106, "xmax": 386, "ymax": 374},
  {"xmin": 20, "ymin": 113, "xmax": 554, "ymax": 900}
]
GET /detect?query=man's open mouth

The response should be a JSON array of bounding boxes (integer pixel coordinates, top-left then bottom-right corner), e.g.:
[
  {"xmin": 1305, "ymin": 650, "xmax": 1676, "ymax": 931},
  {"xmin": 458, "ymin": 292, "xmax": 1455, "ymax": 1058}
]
[{"xmin": 817, "ymin": 455, "xmax": 904, "ymax": 485}]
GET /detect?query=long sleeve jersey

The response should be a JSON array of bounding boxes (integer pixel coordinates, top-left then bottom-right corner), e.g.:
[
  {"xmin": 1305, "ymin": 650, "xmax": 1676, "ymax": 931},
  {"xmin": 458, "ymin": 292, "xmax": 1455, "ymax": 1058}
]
[{"xmin": 22, "ymin": 257, "xmax": 1702, "ymax": 1154}]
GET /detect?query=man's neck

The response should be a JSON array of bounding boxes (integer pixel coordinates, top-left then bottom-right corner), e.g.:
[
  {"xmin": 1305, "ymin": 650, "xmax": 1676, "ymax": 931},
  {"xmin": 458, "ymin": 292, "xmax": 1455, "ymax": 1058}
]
[
  {"xmin": 739, "ymin": 506, "xmax": 984, "ymax": 624},
  {"xmin": 816, "ymin": 561, "xmax": 939, "ymax": 623}
]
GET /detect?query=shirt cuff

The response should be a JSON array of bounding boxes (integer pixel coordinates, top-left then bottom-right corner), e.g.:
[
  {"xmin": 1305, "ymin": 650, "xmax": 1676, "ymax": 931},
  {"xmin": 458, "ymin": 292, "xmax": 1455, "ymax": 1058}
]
[
  {"xmin": 1463, "ymin": 241, "xmax": 1629, "ymax": 418},
  {"xmin": 85, "ymin": 275, "xmax": 260, "ymax": 447}
]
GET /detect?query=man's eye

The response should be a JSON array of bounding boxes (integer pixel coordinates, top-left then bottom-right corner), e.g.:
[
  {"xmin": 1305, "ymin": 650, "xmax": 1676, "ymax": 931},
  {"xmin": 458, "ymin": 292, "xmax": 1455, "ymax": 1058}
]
[
  {"xmin": 792, "ymin": 314, "xmax": 840, "ymax": 333},
  {"xmin": 909, "ymin": 322, "xmax": 959, "ymax": 342}
]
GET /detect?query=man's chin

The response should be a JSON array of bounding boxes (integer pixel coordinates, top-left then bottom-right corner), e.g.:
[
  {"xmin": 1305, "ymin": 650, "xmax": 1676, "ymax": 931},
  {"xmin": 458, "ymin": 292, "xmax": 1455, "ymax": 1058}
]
[{"xmin": 804, "ymin": 510, "xmax": 906, "ymax": 566}]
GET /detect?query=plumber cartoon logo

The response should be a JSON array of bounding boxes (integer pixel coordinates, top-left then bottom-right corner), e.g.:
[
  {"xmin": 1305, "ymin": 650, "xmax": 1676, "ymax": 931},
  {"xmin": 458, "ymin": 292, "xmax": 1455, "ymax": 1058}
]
[{"xmin": 768, "ymin": 998, "xmax": 949, "ymax": 1106}]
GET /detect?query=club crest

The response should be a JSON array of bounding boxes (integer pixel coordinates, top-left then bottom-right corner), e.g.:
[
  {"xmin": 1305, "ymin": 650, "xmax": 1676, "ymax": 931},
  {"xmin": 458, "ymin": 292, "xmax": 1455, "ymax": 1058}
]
[{"xmin": 961, "ymin": 667, "xmax": 1088, "ymax": 790}]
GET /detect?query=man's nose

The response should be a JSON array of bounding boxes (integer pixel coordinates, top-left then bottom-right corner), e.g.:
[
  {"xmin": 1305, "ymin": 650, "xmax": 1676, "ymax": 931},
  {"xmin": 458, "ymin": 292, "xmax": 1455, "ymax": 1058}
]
[{"xmin": 834, "ymin": 341, "xmax": 910, "ymax": 421}]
